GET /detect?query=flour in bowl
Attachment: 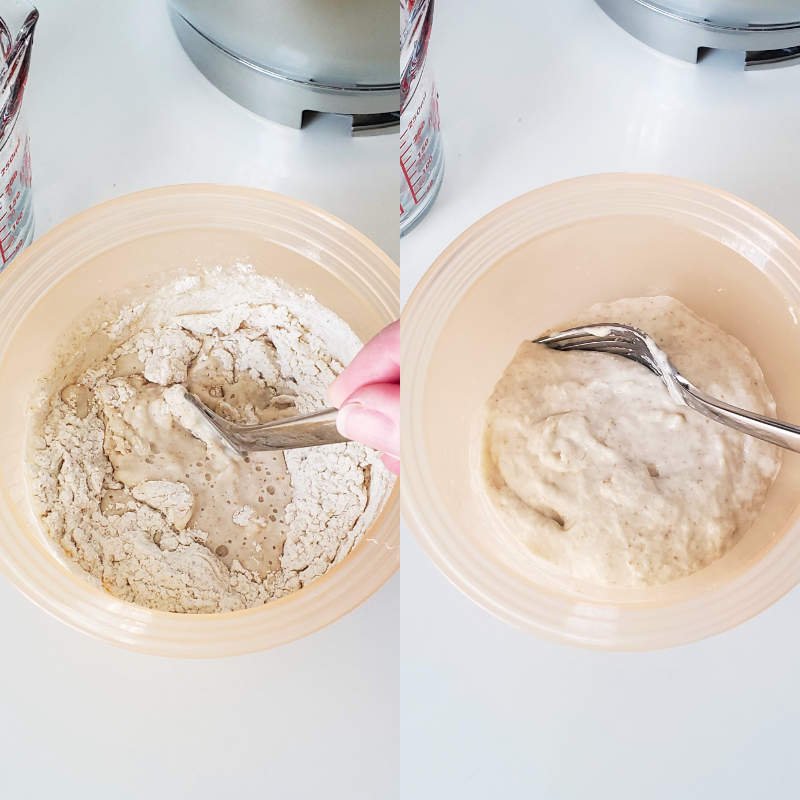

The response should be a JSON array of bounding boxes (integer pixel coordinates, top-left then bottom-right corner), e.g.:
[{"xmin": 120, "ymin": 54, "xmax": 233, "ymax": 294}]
[
  {"xmin": 481, "ymin": 296, "xmax": 781, "ymax": 587},
  {"xmin": 29, "ymin": 266, "xmax": 392, "ymax": 613}
]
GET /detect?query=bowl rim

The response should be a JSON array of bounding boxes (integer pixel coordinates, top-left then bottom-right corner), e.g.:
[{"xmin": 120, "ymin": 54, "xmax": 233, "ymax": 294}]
[
  {"xmin": 401, "ymin": 171, "xmax": 800, "ymax": 651},
  {"xmin": 0, "ymin": 183, "xmax": 399, "ymax": 658}
]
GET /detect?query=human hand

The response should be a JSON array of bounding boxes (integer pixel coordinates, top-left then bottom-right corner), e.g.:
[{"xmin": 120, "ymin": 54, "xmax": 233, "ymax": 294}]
[{"xmin": 328, "ymin": 321, "xmax": 400, "ymax": 475}]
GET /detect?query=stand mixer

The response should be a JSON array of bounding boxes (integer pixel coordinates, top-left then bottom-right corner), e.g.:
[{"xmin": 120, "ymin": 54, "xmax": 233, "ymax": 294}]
[
  {"xmin": 169, "ymin": 0, "xmax": 398, "ymax": 134},
  {"xmin": 596, "ymin": 0, "xmax": 800, "ymax": 68}
]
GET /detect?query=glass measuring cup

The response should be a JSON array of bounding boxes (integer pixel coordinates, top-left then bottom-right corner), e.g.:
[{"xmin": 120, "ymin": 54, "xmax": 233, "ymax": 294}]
[
  {"xmin": 0, "ymin": 2, "xmax": 36, "ymax": 268},
  {"xmin": 400, "ymin": 0, "xmax": 444, "ymax": 236}
]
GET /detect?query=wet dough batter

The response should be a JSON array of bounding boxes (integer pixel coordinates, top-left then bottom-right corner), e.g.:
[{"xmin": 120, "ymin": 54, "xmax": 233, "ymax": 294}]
[{"xmin": 482, "ymin": 296, "xmax": 781, "ymax": 586}]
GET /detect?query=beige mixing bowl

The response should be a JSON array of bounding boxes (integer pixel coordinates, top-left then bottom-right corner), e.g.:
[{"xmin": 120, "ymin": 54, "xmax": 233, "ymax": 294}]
[
  {"xmin": 0, "ymin": 185, "xmax": 399, "ymax": 657},
  {"xmin": 402, "ymin": 173, "xmax": 800, "ymax": 650}
]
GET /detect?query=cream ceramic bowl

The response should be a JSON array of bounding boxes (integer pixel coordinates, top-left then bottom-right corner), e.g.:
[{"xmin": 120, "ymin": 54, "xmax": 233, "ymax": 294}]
[
  {"xmin": 0, "ymin": 185, "xmax": 399, "ymax": 657},
  {"xmin": 402, "ymin": 173, "xmax": 800, "ymax": 650}
]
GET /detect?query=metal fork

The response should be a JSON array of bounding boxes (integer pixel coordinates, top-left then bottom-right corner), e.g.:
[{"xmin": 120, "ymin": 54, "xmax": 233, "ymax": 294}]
[
  {"xmin": 184, "ymin": 393, "xmax": 348, "ymax": 455},
  {"xmin": 535, "ymin": 323, "xmax": 800, "ymax": 454}
]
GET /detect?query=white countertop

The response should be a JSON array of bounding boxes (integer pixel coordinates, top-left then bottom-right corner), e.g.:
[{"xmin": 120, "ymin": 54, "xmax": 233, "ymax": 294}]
[
  {"xmin": 29, "ymin": 0, "xmax": 398, "ymax": 262},
  {"xmin": 401, "ymin": 1, "xmax": 800, "ymax": 798},
  {"xmin": 0, "ymin": 2, "xmax": 398, "ymax": 798}
]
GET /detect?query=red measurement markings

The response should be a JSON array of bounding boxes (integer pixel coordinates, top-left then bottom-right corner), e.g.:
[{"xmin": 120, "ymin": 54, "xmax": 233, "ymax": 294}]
[
  {"xmin": 0, "ymin": 137, "xmax": 21, "ymax": 179},
  {"xmin": 400, "ymin": 135, "xmax": 419, "ymax": 204},
  {"xmin": 403, "ymin": 90, "xmax": 427, "ymax": 136},
  {"xmin": 0, "ymin": 136, "xmax": 32, "ymax": 265},
  {"xmin": 0, "ymin": 193, "xmax": 25, "ymax": 265},
  {"xmin": 400, "ymin": 94, "xmax": 436, "ymax": 207}
]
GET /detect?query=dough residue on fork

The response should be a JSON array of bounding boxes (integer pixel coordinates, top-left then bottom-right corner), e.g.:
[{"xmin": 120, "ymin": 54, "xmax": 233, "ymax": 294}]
[
  {"xmin": 29, "ymin": 266, "xmax": 392, "ymax": 613},
  {"xmin": 481, "ymin": 296, "xmax": 781, "ymax": 587}
]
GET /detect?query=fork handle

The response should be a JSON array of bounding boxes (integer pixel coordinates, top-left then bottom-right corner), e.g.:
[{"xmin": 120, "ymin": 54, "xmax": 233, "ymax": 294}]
[
  {"xmin": 229, "ymin": 407, "xmax": 349, "ymax": 452},
  {"xmin": 680, "ymin": 380, "xmax": 800, "ymax": 454}
]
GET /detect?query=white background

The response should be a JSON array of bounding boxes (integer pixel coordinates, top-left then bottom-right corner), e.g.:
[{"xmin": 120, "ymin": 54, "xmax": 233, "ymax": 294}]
[
  {"xmin": 0, "ymin": 1, "xmax": 398, "ymax": 798},
  {"xmin": 401, "ymin": 1, "xmax": 800, "ymax": 798}
]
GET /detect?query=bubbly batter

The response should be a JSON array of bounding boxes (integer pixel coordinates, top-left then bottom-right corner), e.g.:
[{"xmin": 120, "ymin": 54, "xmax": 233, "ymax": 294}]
[
  {"xmin": 29, "ymin": 266, "xmax": 391, "ymax": 613},
  {"xmin": 482, "ymin": 296, "xmax": 781, "ymax": 586}
]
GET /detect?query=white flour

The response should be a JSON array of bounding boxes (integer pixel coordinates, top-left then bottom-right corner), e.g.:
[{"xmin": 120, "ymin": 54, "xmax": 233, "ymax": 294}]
[{"xmin": 29, "ymin": 265, "xmax": 392, "ymax": 613}]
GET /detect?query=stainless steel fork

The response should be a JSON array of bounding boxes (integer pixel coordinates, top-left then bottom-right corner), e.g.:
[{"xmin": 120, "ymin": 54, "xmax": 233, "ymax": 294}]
[
  {"xmin": 184, "ymin": 392, "xmax": 348, "ymax": 455},
  {"xmin": 535, "ymin": 323, "xmax": 800, "ymax": 454}
]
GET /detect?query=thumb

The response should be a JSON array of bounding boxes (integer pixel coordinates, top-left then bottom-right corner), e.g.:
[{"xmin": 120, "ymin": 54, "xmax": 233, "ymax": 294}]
[{"xmin": 336, "ymin": 382, "xmax": 400, "ymax": 460}]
